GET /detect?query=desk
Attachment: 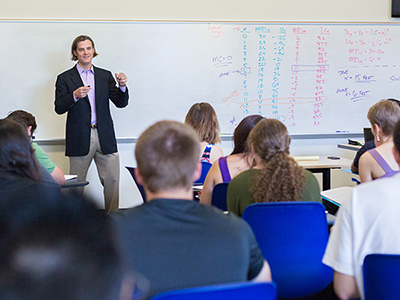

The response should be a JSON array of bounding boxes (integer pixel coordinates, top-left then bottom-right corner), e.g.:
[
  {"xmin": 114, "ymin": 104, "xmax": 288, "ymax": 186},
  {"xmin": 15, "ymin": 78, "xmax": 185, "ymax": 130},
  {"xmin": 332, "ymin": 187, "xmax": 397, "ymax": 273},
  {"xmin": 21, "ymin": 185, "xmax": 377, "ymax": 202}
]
[
  {"xmin": 338, "ymin": 144, "xmax": 361, "ymax": 151},
  {"xmin": 295, "ymin": 156, "xmax": 353, "ymax": 190},
  {"xmin": 193, "ymin": 184, "xmax": 202, "ymax": 201},
  {"xmin": 62, "ymin": 180, "xmax": 89, "ymax": 189}
]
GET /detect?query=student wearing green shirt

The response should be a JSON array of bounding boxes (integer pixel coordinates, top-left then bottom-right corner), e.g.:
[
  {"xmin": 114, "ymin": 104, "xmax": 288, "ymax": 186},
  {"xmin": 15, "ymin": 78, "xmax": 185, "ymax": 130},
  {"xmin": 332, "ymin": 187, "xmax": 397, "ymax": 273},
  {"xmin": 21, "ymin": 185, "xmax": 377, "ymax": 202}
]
[
  {"xmin": 6, "ymin": 110, "xmax": 65, "ymax": 186},
  {"xmin": 227, "ymin": 118, "xmax": 321, "ymax": 217}
]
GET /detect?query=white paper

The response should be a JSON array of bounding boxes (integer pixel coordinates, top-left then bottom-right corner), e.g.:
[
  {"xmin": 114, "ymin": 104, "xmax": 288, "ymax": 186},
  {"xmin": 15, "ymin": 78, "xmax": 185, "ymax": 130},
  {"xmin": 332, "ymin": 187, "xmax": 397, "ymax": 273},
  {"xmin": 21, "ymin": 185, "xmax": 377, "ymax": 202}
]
[
  {"xmin": 64, "ymin": 175, "xmax": 78, "ymax": 181},
  {"xmin": 321, "ymin": 186, "xmax": 353, "ymax": 206}
]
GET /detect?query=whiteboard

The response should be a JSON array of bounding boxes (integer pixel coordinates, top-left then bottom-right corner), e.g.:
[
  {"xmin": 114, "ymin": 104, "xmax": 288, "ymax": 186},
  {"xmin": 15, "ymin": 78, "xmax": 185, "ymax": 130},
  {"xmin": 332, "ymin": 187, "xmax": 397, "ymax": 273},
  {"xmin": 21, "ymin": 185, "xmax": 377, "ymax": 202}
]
[{"xmin": 1, "ymin": 20, "xmax": 399, "ymax": 139}]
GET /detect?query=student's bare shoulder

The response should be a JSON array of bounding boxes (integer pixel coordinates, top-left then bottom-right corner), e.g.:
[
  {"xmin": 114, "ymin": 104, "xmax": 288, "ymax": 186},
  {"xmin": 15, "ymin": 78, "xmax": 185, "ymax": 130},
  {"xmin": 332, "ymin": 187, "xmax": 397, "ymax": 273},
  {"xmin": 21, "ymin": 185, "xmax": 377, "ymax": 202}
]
[{"xmin": 359, "ymin": 150, "xmax": 374, "ymax": 165}]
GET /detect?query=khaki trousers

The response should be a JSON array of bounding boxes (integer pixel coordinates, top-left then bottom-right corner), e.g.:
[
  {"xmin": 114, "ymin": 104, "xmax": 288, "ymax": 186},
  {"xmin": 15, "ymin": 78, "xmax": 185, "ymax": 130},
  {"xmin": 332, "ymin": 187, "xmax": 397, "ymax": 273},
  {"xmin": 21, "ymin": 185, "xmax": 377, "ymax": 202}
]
[{"xmin": 69, "ymin": 128, "xmax": 120, "ymax": 213}]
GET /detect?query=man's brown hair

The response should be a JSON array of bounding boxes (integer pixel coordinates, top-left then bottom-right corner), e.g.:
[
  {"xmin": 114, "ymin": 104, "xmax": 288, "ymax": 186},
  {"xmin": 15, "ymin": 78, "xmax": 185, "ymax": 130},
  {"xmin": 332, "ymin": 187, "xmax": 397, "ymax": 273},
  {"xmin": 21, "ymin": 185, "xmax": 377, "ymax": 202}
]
[
  {"xmin": 135, "ymin": 121, "xmax": 200, "ymax": 193},
  {"xmin": 70, "ymin": 35, "xmax": 99, "ymax": 61},
  {"xmin": 6, "ymin": 110, "xmax": 37, "ymax": 136}
]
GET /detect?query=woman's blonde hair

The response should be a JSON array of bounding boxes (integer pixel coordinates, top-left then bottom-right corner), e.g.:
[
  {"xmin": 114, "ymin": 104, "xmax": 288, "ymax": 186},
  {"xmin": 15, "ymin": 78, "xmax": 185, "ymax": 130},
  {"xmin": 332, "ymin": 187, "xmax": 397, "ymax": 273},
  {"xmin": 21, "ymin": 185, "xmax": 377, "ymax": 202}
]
[
  {"xmin": 185, "ymin": 102, "xmax": 221, "ymax": 144},
  {"xmin": 248, "ymin": 119, "xmax": 305, "ymax": 203},
  {"xmin": 368, "ymin": 99, "xmax": 400, "ymax": 137}
]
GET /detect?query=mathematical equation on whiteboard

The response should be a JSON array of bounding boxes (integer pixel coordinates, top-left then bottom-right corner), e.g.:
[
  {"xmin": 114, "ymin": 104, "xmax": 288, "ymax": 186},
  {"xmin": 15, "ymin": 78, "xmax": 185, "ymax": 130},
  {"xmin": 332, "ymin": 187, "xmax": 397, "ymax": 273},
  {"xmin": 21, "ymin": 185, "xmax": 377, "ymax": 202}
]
[{"xmin": 207, "ymin": 24, "xmax": 400, "ymax": 130}]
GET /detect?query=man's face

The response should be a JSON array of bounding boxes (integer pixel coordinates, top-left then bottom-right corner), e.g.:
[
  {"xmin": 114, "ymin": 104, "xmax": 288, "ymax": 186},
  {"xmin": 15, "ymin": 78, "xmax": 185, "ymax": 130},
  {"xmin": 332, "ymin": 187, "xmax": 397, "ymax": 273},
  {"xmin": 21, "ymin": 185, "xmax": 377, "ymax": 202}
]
[{"xmin": 74, "ymin": 39, "xmax": 94, "ymax": 67}]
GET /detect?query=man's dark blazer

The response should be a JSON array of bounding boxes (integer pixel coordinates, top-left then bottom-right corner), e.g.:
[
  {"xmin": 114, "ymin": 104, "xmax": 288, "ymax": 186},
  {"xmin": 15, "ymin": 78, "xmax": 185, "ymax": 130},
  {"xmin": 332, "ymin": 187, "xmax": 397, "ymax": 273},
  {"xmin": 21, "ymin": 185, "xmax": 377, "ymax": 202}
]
[{"xmin": 55, "ymin": 65, "xmax": 129, "ymax": 156}]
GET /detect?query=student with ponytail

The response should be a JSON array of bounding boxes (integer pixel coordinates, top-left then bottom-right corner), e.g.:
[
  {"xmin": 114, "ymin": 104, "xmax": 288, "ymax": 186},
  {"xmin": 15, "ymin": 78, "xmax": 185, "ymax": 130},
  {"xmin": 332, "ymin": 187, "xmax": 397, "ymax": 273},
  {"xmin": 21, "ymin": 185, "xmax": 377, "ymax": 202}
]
[{"xmin": 227, "ymin": 118, "xmax": 321, "ymax": 217}]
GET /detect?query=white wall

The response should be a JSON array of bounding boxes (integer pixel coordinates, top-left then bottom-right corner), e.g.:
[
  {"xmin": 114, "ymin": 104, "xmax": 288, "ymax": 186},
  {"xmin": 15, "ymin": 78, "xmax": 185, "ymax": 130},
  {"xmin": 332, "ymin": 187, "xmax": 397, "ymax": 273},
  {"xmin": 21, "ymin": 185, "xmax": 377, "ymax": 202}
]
[
  {"xmin": 0, "ymin": 0, "xmax": 394, "ymax": 22},
  {"xmin": 4, "ymin": 0, "xmax": 388, "ymax": 208}
]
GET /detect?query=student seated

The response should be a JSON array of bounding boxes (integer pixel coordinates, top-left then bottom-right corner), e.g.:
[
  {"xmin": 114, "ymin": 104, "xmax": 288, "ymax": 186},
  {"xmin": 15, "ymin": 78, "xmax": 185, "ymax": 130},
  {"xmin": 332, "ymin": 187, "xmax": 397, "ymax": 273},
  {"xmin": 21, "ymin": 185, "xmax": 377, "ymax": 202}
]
[
  {"xmin": 351, "ymin": 140, "xmax": 375, "ymax": 174},
  {"xmin": 227, "ymin": 118, "xmax": 321, "ymax": 217},
  {"xmin": 322, "ymin": 120, "xmax": 400, "ymax": 300},
  {"xmin": 200, "ymin": 115, "xmax": 263, "ymax": 205},
  {"xmin": 0, "ymin": 119, "xmax": 60, "ymax": 198},
  {"xmin": 6, "ymin": 110, "xmax": 65, "ymax": 185},
  {"xmin": 0, "ymin": 190, "xmax": 133, "ymax": 300},
  {"xmin": 359, "ymin": 99, "xmax": 400, "ymax": 183},
  {"xmin": 113, "ymin": 120, "xmax": 271, "ymax": 298},
  {"xmin": 185, "ymin": 102, "xmax": 223, "ymax": 165}
]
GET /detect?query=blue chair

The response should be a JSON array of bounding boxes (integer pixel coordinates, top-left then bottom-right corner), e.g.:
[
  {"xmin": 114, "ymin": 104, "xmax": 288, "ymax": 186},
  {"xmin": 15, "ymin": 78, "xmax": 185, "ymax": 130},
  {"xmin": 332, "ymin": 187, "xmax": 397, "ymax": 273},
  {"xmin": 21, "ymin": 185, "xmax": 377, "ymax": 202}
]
[
  {"xmin": 125, "ymin": 166, "xmax": 147, "ymax": 203},
  {"xmin": 211, "ymin": 183, "xmax": 229, "ymax": 211},
  {"xmin": 150, "ymin": 281, "xmax": 277, "ymax": 300},
  {"xmin": 194, "ymin": 161, "xmax": 212, "ymax": 184},
  {"xmin": 363, "ymin": 253, "xmax": 400, "ymax": 300},
  {"xmin": 242, "ymin": 202, "xmax": 333, "ymax": 299}
]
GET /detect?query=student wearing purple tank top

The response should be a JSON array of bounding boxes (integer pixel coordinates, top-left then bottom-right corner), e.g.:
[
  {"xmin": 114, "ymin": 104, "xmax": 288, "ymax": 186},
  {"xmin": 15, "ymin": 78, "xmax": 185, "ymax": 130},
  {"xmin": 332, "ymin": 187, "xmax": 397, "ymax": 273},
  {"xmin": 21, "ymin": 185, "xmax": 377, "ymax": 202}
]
[
  {"xmin": 359, "ymin": 99, "xmax": 400, "ymax": 183},
  {"xmin": 218, "ymin": 156, "xmax": 231, "ymax": 182},
  {"xmin": 200, "ymin": 115, "xmax": 263, "ymax": 206},
  {"xmin": 367, "ymin": 148, "xmax": 399, "ymax": 179}
]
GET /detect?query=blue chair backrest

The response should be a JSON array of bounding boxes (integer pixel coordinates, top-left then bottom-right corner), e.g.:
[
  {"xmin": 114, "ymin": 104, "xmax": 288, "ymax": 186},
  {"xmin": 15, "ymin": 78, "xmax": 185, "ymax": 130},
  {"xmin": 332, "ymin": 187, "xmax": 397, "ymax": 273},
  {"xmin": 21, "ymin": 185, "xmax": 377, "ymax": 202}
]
[
  {"xmin": 363, "ymin": 253, "xmax": 400, "ymax": 300},
  {"xmin": 194, "ymin": 161, "xmax": 212, "ymax": 184},
  {"xmin": 125, "ymin": 166, "xmax": 146, "ymax": 203},
  {"xmin": 211, "ymin": 183, "xmax": 229, "ymax": 211},
  {"xmin": 242, "ymin": 202, "xmax": 333, "ymax": 299},
  {"xmin": 150, "ymin": 281, "xmax": 277, "ymax": 300}
]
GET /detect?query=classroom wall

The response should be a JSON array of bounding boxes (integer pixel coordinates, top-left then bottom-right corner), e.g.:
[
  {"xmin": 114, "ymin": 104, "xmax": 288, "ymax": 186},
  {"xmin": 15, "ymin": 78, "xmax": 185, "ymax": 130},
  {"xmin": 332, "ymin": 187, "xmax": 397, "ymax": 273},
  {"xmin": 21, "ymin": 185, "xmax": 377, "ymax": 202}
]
[
  {"xmin": 1, "ymin": 0, "xmax": 391, "ymax": 208},
  {"xmin": 0, "ymin": 0, "xmax": 393, "ymax": 22}
]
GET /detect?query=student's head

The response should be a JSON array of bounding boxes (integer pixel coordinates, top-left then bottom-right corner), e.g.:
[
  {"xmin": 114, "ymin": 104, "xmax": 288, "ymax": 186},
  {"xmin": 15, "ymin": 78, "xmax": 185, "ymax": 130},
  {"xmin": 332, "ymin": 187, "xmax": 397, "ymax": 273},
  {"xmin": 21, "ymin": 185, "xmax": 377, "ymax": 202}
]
[
  {"xmin": 367, "ymin": 99, "xmax": 400, "ymax": 138},
  {"xmin": 135, "ymin": 120, "xmax": 200, "ymax": 193},
  {"xmin": 0, "ymin": 119, "xmax": 40, "ymax": 181},
  {"xmin": 185, "ymin": 102, "xmax": 221, "ymax": 144},
  {"xmin": 248, "ymin": 119, "xmax": 305, "ymax": 203},
  {"xmin": 0, "ymin": 192, "xmax": 130, "ymax": 300},
  {"xmin": 70, "ymin": 35, "xmax": 99, "ymax": 61},
  {"xmin": 6, "ymin": 110, "xmax": 37, "ymax": 137},
  {"xmin": 231, "ymin": 115, "xmax": 264, "ymax": 155},
  {"xmin": 248, "ymin": 118, "xmax": 290, "ymax": 161}
]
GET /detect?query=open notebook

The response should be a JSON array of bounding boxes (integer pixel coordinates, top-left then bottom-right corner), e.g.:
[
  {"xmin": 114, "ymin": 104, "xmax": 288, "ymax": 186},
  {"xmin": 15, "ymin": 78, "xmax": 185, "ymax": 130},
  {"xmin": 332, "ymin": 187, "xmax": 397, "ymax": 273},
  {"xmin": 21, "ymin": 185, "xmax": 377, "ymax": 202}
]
[{"xmin": 321, "ymin": 186, "xmax": 353, "ymax": 215}]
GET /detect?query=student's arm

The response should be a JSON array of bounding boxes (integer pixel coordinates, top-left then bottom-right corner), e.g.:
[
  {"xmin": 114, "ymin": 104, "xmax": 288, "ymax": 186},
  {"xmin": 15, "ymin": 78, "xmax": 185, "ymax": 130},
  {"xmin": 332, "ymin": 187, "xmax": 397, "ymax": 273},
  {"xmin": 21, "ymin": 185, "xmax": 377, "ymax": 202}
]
[
  {"xmin": 200, "ymin": 161, "xmax": 222, "ymax": 205},
  {"xmin": 51, "ymin": 166, "xmax": 66, "ymax": 186},
  {"xmin": 302, "ymin": 170, "xmax": 321, "ymax": 202},
  {"xmin": 252, "ymin": 260, "xmax": 272, "ymax": 282},
  {"xmin": 350, "ymin": 162, "xmax": 358, "ymax": 174},
  {"xmin": 32, "ymin": 143, "xmax": 65, "ymax": 186},
  {"xmin": 358, "ymin": 152, "xmax": 374, "ymax": 183},
  {"xmin": 333, "ymin": 271, "xmax": 360, "ymax": 300},
  {"xmin": 351, "ymin": 142, "xmax": 374, "ymax": 174}
]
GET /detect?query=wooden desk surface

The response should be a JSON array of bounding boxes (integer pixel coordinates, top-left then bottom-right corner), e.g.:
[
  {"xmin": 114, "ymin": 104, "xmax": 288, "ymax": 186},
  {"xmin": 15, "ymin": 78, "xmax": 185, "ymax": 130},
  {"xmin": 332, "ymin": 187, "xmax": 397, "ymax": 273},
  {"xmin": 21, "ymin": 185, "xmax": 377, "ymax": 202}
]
[{"xmin": 294, "ymin": 156, "xmax": 352, "ymax": 169}]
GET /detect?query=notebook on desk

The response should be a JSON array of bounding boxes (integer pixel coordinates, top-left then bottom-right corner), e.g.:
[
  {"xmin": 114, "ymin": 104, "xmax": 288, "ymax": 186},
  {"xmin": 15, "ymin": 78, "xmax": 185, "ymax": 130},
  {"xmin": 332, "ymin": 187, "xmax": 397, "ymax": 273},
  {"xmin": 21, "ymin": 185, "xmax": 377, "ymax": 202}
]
[
  {"xmin": 64, "ymin": 175, "xmax": 78, "ymax": 181},
  {"xmin": 321, "ymin": 186, "xmax": 353, "ymax": 215}
]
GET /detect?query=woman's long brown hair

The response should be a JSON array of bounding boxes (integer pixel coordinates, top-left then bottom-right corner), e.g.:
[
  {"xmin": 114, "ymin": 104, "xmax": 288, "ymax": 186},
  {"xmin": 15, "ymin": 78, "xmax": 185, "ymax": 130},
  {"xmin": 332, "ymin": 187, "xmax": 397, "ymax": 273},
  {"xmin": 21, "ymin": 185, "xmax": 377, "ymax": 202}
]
[{"xmin": 249, "ymin": 119, "xmax": 306, "ymax": 203}]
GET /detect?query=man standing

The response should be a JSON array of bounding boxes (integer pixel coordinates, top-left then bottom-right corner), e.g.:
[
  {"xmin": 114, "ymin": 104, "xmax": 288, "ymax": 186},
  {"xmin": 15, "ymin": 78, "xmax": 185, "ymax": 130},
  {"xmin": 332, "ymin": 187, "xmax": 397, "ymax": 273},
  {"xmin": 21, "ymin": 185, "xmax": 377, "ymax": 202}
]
[
  {"xmin": 55, "ymin": 35, "xmax": 129, "ymax": 212},
  {"xmin": 113, "ymin": 121, "xmax": 271, "ymax": 298}
]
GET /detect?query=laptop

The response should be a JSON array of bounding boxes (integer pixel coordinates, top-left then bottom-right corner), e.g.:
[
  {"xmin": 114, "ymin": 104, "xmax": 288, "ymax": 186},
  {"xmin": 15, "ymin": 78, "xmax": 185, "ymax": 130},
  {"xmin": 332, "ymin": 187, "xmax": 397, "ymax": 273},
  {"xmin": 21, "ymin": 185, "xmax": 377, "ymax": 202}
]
[{"xmin": 364, "ymin": 127, "xmax": 374, "ymax": 142}]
